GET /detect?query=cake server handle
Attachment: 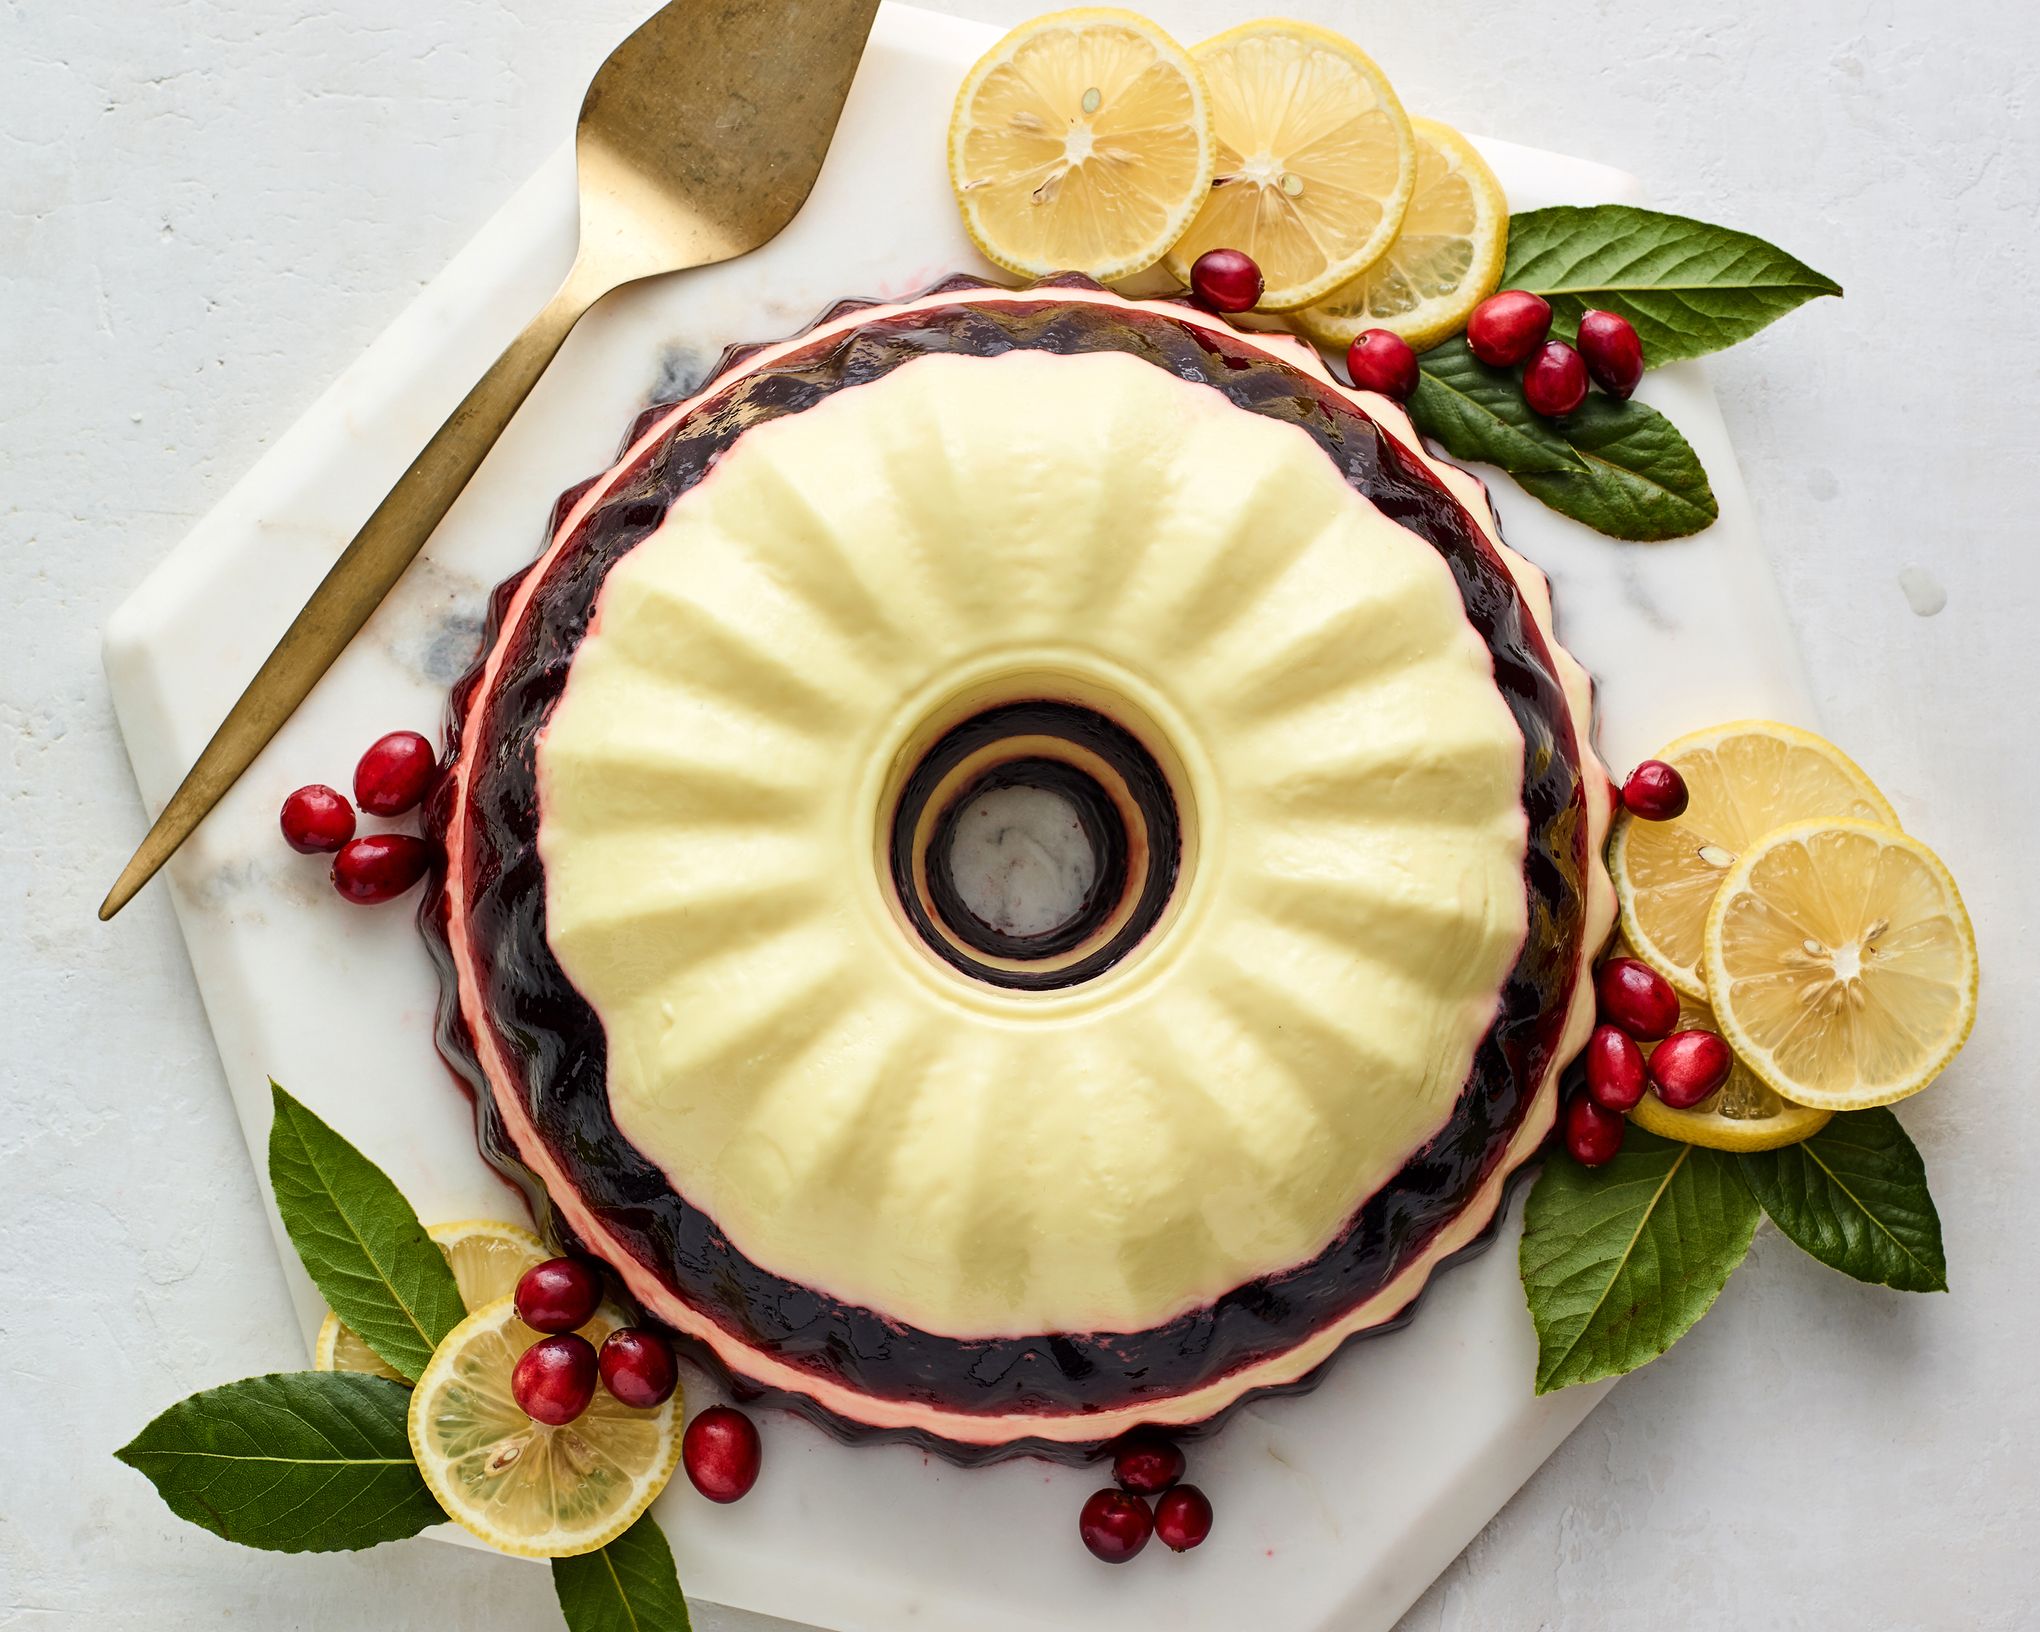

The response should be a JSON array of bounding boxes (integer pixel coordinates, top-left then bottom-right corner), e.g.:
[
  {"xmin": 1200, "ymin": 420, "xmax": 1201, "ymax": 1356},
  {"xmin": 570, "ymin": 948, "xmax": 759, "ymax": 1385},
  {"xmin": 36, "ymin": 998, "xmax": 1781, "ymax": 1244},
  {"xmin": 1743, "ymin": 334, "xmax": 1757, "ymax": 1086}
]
[{"xmin": 98, "ymin": 257, "xmax": 608, "ymax": 921}]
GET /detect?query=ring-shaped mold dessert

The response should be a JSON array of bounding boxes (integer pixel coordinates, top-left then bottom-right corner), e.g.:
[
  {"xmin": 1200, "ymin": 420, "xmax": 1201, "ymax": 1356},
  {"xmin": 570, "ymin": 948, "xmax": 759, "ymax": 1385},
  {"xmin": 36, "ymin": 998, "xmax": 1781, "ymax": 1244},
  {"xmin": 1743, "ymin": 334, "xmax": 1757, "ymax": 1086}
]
[{"xmin": 423, "ymin": 276, "xmax": 1615, "ymax": 1460}]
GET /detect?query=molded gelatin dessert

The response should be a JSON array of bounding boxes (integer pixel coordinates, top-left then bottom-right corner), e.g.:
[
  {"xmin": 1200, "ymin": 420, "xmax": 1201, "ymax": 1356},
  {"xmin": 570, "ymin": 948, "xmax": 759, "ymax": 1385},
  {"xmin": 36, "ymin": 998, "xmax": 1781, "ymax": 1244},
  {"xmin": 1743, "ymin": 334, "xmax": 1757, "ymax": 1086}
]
[{"xmin": 423, "ymin": 276, "xmax": 1616, "ymax": 1461}]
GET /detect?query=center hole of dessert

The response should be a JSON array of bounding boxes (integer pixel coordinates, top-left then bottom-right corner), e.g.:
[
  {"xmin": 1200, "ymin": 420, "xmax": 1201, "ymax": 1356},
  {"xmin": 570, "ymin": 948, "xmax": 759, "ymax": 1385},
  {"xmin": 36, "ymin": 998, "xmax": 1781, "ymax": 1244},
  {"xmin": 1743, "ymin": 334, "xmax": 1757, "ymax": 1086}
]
[
  {"xmin": 885, "ymin": 696, "xmax": 1185, "ymax": 992},
  {"xmin": 946, "ymin": 782, "xmax": 1098, "ymax": 941},
  {"xmin": 924, "ymin": 755, "xmax": 1126, "ymax": 963}
]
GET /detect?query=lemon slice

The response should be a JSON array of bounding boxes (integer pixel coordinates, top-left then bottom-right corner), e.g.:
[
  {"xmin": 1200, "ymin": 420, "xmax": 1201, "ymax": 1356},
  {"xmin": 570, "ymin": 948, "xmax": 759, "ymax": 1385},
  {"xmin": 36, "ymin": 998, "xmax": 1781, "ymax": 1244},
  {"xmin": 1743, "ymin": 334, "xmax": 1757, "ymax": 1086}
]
[
  {"xmin": 949, "ymin": 8, "xmax": 1214, "ymax": 282},
  {"xmin": 1296, "ymin": 117, "xmax": 1506, "ymax": 350},
  {"xmin": 1703, "ymin": 819, "xmax": 1977, "ymax": 1112},
  {"xmin": 1630, "ymin": 992, "xmax": 1833, "ymax": 1151},
  {"xmin": 1611, "ymin": 721, "xmax": 1899, "ymax": 997},
  {"xmin": 316, "ymin": 1219, "xmax": 546, "ymax": 1380},
  {"xmin": 409, "ymin": 1296, "xmax": 682, "ymax": 1558},
  {"xmin": 1162, "ymin": 20, "xmax": 1416, "ymax": 311}
]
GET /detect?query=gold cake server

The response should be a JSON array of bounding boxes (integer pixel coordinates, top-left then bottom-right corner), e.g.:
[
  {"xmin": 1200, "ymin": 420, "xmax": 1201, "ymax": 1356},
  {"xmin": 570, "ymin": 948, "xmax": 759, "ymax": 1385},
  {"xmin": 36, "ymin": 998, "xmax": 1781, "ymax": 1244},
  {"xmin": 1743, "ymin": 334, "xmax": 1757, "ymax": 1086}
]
[{"xmin": 102, "ymin": 0, "xmax": 881, "ymax": 920}]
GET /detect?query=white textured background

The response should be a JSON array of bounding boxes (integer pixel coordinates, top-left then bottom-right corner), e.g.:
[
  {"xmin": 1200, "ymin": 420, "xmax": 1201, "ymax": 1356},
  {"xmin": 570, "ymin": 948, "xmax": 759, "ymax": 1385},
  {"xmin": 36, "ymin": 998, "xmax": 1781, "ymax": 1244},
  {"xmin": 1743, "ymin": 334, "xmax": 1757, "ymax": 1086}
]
[{"xmin": 5, "ymin": 1, "xmax": 2038, "ymax": 1628}]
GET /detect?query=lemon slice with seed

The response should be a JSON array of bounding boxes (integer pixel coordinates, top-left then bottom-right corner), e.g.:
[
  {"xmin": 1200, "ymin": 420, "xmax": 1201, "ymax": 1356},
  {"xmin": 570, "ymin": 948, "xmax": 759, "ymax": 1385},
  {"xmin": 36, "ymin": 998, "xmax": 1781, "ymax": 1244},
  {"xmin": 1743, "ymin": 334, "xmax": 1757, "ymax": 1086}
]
[
  {"xmin": 1630, "ymin": 992, "xmax": 1833, "ymax": 1151},
  {"xmin": 949, "ymin": 8, "xmax": 1214, "ymax": 282},
  {"xmin": 316, "ymin": 1219, "xmax": 546, "ymax": 1380},
  {"xmin": 1611, "ymin": 721, "xmax": 1899, "ymax": 997},
  {"xmin": 1162, "ymin": 20, "xmax": 1416, "ymax": 311},
  {"xmin": 1297, "ymin": 117, "xmax": 1506, "ymax": 351},
  {"xmin": 1703, "ymin": 819, "xmax": 1977, "ymax": 1112},
  {"xmin": 409, "ymin": 1296, "xmax": 682, "ymax": 1558}
]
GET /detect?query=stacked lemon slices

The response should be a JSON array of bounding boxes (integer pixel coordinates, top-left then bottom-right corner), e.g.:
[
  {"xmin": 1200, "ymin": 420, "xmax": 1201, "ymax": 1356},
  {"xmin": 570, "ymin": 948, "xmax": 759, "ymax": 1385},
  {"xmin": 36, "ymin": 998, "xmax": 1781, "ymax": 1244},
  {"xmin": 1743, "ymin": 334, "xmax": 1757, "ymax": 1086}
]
[
  {"xmin": 1611, "ymin": 722, "xmax": 1977, "ymax": 1151},
  {"xmin": 949, "ymin": 10, "xmax": 1505, "ymax": 331},
  {"xmin": 316, "ymin": 1219, "xmax": 683, "ymax": 1558}
]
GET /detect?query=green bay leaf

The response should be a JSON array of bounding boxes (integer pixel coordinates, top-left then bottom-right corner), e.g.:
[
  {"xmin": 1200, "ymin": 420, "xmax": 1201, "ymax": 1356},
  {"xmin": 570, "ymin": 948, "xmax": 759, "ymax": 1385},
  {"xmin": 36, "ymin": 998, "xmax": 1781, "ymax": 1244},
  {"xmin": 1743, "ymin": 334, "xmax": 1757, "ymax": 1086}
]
[
  {"xmin": 1738, "ymin": 1108, "xmax": 1948, "ymax": 1292},
  {"xmin": 114, "ymin": 1372, "xmax": 440, "ymax": 1552},
  {"xmin": 268, "ymin": 1082, "xmax": 465, "ymax": 1382},
  {"xmin": 1520, "ymin": 1127, "xmax": 1758, "ymax": 1393},
  {"xmin": 1504, "ymin": 204, "xmax": 1842, "ymax": 364},
  {"xmin": 1513, "ymin": 394, "xmax": 1719, "ymax": 541},
  {"xmin": 553, "ymin": 1512, "xmax": 694, "ymax": 1632}
]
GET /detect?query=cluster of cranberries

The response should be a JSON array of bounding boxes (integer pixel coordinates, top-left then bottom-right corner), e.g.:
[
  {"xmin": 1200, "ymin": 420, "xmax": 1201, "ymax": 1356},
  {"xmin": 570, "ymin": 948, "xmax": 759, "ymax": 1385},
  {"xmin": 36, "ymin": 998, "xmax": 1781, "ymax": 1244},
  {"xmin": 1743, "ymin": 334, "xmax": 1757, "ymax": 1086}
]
[
  {"xmin": 1467, "ymin": 290, "xmax": 1644, "ymax": 418},
  {"xmin": 1182, "ymin": 249, "xmax": 1647, "ymax": 422},
  {"xmin": 508, "ymin": 1257, "xmax": 675, "ymax": 1421},
  {"xmin": 278, "ymin": 730, "xmax": 440, "ymax": 905},
  {"xmin": 505, "ymin": 1255, "xmax": 763, "ymax": 1502},
  {"xmin": 1565, "ymin": 760, "xmax": 1735, "ymax": 1167},
  {"xmin": 1077, "ymin": 1434, "xmax": 1212, "ymax": 1564}
]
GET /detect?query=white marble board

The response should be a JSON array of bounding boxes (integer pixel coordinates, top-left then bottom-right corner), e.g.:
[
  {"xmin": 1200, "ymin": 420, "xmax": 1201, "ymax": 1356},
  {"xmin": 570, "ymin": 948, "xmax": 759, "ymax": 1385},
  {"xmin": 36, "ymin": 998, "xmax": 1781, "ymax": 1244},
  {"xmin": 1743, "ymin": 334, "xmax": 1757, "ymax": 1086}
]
[{"xmin": 101, "ymin": 6, "xmax": 1816, "ymax": 1628}]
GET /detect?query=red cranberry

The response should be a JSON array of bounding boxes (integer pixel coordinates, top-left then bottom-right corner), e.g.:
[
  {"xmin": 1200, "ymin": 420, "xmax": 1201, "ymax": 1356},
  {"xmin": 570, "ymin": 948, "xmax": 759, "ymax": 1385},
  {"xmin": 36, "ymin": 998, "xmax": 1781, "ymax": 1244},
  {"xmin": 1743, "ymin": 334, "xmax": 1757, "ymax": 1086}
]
[
  {"xmin": 1345, "ymin": 328, "xmax": 1420, "ymax": 402},
  {"xmin": 598, "ymin": 1327, "xmax": 678, "ymax": 1409},
  {"xmin": 1577, "ymin": 308, "xmax": 1645, "ymax": 400},
  {"xmin": 280, "ymin": 784, "xmax": 355, "ymax": 854},
  {"xmin": 353, "ymin": 729, "xmax": 438, "ymax": 817},
  {"xmin": 1111, "ymin": 1434, "xmax": 1184, "ymax": 1496},
  {"xmin": 1466, "ymin": 289, "xmax": 1552, "ymax": 367},
  {"xmin": 1153, "ymin": 1484, "xmax": 1213, "ymax": 1552},
  {"xmin": 1189, "ymin": 248, "xmax": 1263, "ymax": 315},
  {"xmin": 1078, "ymin": 1487, "xmax": 1153, "ymax": 1563},
  {"xmin": 512, "ymin": 1333, "xmax": 598, "ymax": 1426},
  {"xmin": 1564, "ymin": 1091, "xmax": 1626, "ymax": 1167},
  {"xmin": 1522, "ymin": 340, "xmax": 1588, "ymax": 417},
  {"xmin": 514, "ymin": 1257, "xmax": 604, "ymax": 1334},
  {"xmin": 1595, "ymin": 957, "xmax": 1681, "ymax": 1041},
  {"xmin": 1622, "ymin": 760, "xmax": 1690, "ymax": 821},
  {"xmin": 1584, "ymin": 1023, "xmax": 1647, "ymax": 1113},
  {"xmin": 683, "ymin": 1405, "xmax": 762, "ymax": 1503},
  {"xmin": 1649, "ymin": 1029, "xmax": 1734, "ymax": 1109},
  {"xmin": 329, "ymin": 833, "xmax": 433, "ymax": 905}
]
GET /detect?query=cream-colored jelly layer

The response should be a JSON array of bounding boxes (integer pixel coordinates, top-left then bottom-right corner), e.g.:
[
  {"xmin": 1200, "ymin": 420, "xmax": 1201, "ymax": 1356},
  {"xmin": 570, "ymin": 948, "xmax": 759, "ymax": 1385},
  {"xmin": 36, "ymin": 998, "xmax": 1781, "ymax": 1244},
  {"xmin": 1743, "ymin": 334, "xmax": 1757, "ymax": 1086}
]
[
  {"xmin": 444, "ymin": 283, "xmax": 1615, "ymax": 1441},
  {"xmin": 535, "ymin": 348, "xmax": 1530, "ymax": 1340}
]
